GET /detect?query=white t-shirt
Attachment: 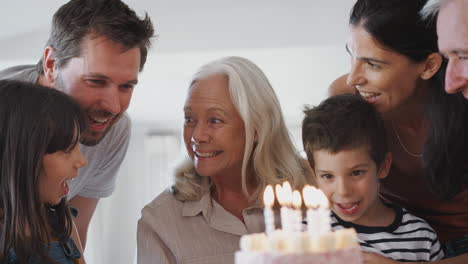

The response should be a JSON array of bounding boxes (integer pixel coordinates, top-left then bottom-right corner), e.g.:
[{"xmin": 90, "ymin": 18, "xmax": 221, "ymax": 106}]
[{"xmin": 0, "ymin": 64, "xmax": 131, "ymax": 199}]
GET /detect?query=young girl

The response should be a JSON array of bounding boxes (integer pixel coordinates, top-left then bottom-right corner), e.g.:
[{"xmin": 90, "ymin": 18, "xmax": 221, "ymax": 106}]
[{"xmin": 0, "ymin": 80, "xmax": 87, "ymax": 263}]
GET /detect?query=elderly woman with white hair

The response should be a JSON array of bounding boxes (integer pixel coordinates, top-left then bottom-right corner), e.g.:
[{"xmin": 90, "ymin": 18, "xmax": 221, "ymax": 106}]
[{"xmin": 137, "ymin": 56, "xmax": 311, "ymax": 264}]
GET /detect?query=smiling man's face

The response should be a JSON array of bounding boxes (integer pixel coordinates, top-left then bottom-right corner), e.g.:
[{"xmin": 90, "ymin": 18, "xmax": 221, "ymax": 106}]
[{"xmin": 54, "ymin": 35, "xmax": 141, "ymax": 146}]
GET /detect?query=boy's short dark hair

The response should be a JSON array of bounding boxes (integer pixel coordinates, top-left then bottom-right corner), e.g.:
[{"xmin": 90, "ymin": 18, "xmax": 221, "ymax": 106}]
[
  {"xmin": 37, "ymin": 0, "xmax": 154, "ymax": 74},
  {"xmin": 302, "ymin": 94, "xmax": 387, "ymax": 169}
]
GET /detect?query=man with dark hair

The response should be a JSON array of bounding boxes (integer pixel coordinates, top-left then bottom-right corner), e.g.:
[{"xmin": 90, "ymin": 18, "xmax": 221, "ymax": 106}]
[{"xmin": 0, "ymin": 0, "xmax": 154, "ymax": 248}]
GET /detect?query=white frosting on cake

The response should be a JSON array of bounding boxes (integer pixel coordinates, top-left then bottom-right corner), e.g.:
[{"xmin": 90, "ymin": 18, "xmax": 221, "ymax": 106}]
[
  {"xmin": 240, "ymin": 228, "xmax": 358, "ymax": 253},
  {"xmin": 235, "ymin": 246, "xmax": 362, "ymax": 264},
  {"xmin": 236, "ymin": 228, "xmax": 362, "ymax": 264}
]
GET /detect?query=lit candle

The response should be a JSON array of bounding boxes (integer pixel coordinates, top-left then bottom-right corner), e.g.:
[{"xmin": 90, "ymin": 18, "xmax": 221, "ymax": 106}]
[
  {"xmin": 303, "ymin": 185, "xmax": 319, "ymax": 234},
  {"xmin": 282, "ymin": 181, "xmax": 292, "ymax": 206},
  {"xmin": 292, "ymin": 190, "xmax": 303, "ymax": 232},
  {"xmin": 263, "ymin": 185, "xmax": 275, "ymax": 234},
  {"xmin": 276, "ymin": 184, "xmax": 288, "ymax": 232},
  {"xmin": 282, "ymin": 181, "xmax": 293, "ymax": 232},
  {"xmin": 316, "ymin": 189, "xmax": 331, "ymax": 235}
]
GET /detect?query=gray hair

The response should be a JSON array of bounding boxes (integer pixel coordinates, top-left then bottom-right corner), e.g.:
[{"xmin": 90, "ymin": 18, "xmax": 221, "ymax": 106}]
[
  {"xmin": 420, "ymin": 0, "xmax": 451, "ymax": 20},
  {"xmin": 172, "ymin": 56, "xmax": 310, "ymax": 202}
]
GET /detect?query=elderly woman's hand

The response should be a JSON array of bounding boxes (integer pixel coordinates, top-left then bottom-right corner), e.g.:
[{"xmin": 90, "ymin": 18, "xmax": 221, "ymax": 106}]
[{"xmin": 362, "ymin": 252, "xmax": 401, "ymax": 264}]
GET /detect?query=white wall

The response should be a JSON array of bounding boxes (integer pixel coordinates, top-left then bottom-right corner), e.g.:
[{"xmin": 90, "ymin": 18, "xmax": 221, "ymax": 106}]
[{"xmin": 132, "ymin": 45, "xmax": 349, "ymax": 122}]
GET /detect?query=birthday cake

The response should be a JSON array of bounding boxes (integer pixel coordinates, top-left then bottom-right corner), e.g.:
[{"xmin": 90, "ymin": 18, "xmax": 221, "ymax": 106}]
[
  {"xmin": 235, "ymin": 228, "xmax": 362, "ymax": 264},
  {"xmin": 234, "ymin": 184, "xmax": 363, "ymax": 264}
]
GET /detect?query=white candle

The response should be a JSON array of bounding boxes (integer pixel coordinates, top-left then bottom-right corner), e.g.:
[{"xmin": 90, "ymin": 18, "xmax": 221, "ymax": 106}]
[
  {"xmin": 303, "ymin": 185, "xmax": 319, "ymax": 234},
  {"xmin": 292, "ymin": 190, "xmax": 303, "ymax": 232},
  {"xmin": 276, "ymin": 184, "xmax": 289, "ymax": 232},
  {"xmin": 263, "ymin": 185, "xmax": 275, "ymax": 234},
  {"xmin": 316, "ymin": 189, "xmax": 331, "ymax": 234},
  {"xmin": 282, "ymin": 181, "xmax": 293, "ymax": 232}
]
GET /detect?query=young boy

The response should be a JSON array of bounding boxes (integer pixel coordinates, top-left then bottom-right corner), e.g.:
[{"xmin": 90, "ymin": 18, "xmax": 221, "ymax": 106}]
[{"xmin": 301, "ymin": 94, "xmax": 445, "ymax": 262}]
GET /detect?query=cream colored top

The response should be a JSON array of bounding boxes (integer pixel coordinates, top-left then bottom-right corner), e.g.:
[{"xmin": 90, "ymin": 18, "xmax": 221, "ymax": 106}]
[{"xmin": 137, "ymin": 189, "xmax": 265, "ymax": 264}]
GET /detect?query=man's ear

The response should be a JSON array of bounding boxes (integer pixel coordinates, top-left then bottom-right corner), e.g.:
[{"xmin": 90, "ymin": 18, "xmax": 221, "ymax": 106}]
[
  {"xmin": 420, "ymin": 52, "xmax": 442, "ymax": 80},
  {"xmin": 42, "ymin": 46, "xmax": 57, "ymax": 86},
  {"xmin": 378, "ymin": 152, "xmax": 392, "ymax": 180}
]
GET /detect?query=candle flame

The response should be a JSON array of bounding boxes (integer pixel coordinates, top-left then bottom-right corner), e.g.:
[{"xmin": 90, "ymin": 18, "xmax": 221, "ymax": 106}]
[
  {"xmin": 317, "ymin": 189, "xmax": 329, "ymax": 209},
  {"xmin": 282, "ymin": 181, "xmax": 292, "ymax": 205},
  {"xmin": 303, "ymin": 185, "xmax": 320, "ymax": 208},
  {"xmin": 263, "ymin": 185, "xmax": 275, "ymax": 208},
  {"xmin": 310, "ymin": 187, "xmax": 321, "ymax": 208},
  {"xmin": 292, "ymin": 190, "xmax": 302, "ymax": 209},
  {"xmin": 275, "ymin": 184, "xmax": 284, "ymax": 205},
  {"xmin": 302, "ymin": 185, "xmax": 312, "ymax": 208}
]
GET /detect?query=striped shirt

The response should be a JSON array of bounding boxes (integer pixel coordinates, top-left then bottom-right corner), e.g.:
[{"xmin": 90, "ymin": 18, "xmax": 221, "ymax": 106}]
[{"xmin": 331, "ymin": 204, "xmax": 445, "ymax": 262}]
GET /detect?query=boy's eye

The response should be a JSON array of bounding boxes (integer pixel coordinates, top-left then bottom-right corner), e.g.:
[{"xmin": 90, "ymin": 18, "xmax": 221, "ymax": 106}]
[
  {"xmin": 351, "ymin": 170, "xmax": 365, "ymax": 176},
  {"xmin": 321, "ymin": 174, "xmax": 333, "ymax": 180}
]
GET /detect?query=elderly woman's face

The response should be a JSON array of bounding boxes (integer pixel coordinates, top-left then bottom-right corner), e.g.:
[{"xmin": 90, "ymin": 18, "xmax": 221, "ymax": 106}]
[{"xmin": 183, "ymin": 74, "xmax": 246, "ymax": 179}]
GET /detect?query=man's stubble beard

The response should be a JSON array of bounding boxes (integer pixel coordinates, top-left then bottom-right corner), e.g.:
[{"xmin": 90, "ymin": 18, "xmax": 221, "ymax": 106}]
[{"xmin": 54, "ymin": 74, "xmax": 116, "ymax": 146}]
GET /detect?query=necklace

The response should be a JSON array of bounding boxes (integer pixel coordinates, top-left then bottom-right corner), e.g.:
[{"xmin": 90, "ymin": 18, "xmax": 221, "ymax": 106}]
[{"xmin": 391, "ymin": 120, "xmax": 423, "ymax": 158}]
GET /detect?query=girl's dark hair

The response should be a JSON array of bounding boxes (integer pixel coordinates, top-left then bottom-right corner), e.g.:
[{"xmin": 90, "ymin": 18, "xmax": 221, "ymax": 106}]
[
  {"xmin": 0, "ymin": 80, "xmax": 87, "ymax": 262},
  {"xmin": 350, "ymin": 0, "xmax": 468, "ymax": 199}
]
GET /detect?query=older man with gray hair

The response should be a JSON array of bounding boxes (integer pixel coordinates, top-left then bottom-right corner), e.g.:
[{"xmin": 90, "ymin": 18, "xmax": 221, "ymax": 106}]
[{"xmin": 421, "ymin": 0, "xmax": 468, "ymax": 99}]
